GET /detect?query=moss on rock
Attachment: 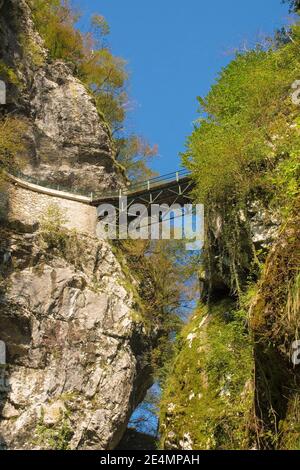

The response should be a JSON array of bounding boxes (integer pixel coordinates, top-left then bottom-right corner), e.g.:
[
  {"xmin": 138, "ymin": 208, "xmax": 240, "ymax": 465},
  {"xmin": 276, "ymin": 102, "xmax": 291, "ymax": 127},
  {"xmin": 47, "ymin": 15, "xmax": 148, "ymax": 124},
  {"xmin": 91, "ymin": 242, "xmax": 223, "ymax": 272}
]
[{"xmin": 160, "ymin": 301, "xmax": 254, "ymax": 450}]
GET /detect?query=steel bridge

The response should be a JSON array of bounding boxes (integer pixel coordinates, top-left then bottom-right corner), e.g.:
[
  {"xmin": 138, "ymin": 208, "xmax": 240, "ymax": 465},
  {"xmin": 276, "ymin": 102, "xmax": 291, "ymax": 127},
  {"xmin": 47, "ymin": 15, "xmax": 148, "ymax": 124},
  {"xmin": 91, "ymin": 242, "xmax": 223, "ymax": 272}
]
[{"xmin": 91, "ymin": 169, "xmax": 195, "ymax": 214}]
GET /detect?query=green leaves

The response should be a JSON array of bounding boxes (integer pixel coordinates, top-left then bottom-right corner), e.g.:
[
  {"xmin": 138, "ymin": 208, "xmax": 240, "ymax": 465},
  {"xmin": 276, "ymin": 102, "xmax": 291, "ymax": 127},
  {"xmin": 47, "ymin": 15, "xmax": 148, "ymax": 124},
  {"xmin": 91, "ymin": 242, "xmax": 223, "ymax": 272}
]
[
  {"xmin": 183, "ymin": 31, "xmax": 300, "ymax": 206},
  {"xmin": 0, "ymin": 118, "xmax": 27, "ymax": 173},
  {"xmin": 91, "ymin": 14, "xmax": 110, "ymax": 39},
  {"xmin": 115, "ymin": 136, "xmax": 158, "ymax": 182},
  {"xmin": 283, "ymin": 0, "xmax": 300, "ymax": 13}
]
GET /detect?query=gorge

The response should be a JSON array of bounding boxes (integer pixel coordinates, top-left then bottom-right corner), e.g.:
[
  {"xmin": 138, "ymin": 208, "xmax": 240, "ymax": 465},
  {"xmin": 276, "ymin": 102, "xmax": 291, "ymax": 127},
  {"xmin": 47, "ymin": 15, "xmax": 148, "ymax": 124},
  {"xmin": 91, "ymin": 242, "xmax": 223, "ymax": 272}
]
[{"xmin": 0, "ymin": 0, "xmax": 300, "ymax": 452}]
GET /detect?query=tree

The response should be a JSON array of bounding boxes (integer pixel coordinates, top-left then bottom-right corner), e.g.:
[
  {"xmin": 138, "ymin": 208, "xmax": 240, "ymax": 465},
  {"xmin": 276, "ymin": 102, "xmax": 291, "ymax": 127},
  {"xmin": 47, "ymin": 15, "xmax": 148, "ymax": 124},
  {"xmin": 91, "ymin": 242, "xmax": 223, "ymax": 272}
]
[
  {"xmin": 129, "ymin": 386, "xmax": 160, "ymax": 437},
  {"xmin": 115, "ymin": 136, "xmax": 158, "ymax": 182},
  {"xmin": 29, "ymin": 0, "xmax": 128, "ymax": 133},
  {"xmin": 283, "ymin": 0, "xmax": 300, "ymax": 12},
  {"xmin": 119, "ymin": 238, "xmax": 200, "ymax": 385}
]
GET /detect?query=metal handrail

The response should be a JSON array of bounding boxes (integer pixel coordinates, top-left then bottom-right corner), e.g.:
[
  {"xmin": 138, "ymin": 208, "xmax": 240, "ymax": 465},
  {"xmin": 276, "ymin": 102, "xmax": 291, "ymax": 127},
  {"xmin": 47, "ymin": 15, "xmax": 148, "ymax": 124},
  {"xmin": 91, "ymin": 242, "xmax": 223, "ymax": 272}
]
[
  {"xmin": 95, "ymin": 169, "xmax": 192, "ymax": 199},
  {"xmin": 129, "ymin": 169, "xmax": 190, "ymax": 188},
  {"xmin": 10, "ymin": 169, "xmax": 89, "ymax": 197}
]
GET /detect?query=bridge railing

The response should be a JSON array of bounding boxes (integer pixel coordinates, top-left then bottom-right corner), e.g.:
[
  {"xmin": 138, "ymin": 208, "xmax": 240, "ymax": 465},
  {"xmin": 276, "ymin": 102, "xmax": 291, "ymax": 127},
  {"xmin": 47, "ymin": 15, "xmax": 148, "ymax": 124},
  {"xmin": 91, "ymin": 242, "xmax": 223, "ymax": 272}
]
[
  {"xmin": 129, "ymin": 169, "xmax": 190, "ymax": 191},
  {"xmin": 10, "ymin": 169, "xmax": 90, "ymax": 197},
  {"xmin": 9, "ymin": 168, "xmax": 192, "ymax": 201}
]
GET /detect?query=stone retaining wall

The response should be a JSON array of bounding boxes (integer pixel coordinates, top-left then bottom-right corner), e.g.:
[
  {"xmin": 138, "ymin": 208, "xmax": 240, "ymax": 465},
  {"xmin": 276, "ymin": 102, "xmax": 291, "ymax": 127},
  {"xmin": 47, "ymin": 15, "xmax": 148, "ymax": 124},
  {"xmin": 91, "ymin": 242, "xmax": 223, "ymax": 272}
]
[{"xmin": 1, "ymin": 179, "xmax": 97, "ymax": 236}]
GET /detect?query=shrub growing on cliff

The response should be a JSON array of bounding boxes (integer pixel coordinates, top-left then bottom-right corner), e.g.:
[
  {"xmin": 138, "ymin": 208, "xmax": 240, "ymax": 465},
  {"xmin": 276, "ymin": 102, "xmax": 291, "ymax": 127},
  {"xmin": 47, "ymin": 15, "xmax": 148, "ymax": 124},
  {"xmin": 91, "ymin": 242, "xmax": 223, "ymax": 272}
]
[
  {"xmin": 39, "ymin": 204, "xmax": 85, "ymax": 269},
  {"xmin": 182, "ymin": 27, "xmax": 300, "ymax": 207},
  {"xmin": 182, "ymin": 18, "xmax": 300, "ymax": 298},
  {"xmin": 0, "ymin": 61, "xmax": 19, "ymax": 86},
  {"xmin": 0, "ymin": 117, "xmax": 27, "ymax": 178}
]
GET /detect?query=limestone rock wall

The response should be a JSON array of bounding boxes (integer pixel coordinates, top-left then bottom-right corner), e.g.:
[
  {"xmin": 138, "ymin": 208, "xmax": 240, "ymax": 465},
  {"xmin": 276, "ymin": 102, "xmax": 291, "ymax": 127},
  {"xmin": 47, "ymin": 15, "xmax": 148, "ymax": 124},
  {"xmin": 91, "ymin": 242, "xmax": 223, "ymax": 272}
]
[{"xmin": 0, "ymin": 228, "xmax": 152, "ymax": 449}]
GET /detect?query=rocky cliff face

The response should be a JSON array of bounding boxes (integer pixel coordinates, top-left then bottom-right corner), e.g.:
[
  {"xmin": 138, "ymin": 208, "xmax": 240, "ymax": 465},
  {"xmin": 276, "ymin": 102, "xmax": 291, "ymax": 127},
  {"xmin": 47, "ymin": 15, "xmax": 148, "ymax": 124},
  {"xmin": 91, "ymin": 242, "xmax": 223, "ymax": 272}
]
[
  {"xmin": 160, "ymin": 198, "xmax": 298, "ymax": 450},
  {"xmin": 204, "ymin": 200, "xmax": 281, "ymax": 301},
  {"xmin": 0, "ymin": 0, "xmax": 125, "ymax": 193},
  {"xmin": 0, "ymin": 226, "xmax": 153, "ymax": 450},
  {"xmin": 0, "ymin": 0, "xmax": 155, "ymax": 450}
]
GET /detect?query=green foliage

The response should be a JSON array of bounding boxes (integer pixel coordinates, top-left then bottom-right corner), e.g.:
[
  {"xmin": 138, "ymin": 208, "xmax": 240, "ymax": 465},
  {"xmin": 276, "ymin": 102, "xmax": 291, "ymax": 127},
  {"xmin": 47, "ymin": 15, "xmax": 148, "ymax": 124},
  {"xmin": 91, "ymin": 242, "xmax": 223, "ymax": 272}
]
[
  {"xmin": 0, "ymin": 117, "xmax": 27, "ymax": 179},
  {"xmin": 35, "ymin": 407, "xmax": 73, "ymax": 450},
  {"xmin": 160, "ymin": 301, "xmax": 254, "ymax": 450},
  {"xmin": 0, "ymin": 71, "xmax": 26, "ymax": 192},
  {"xmin": 160, "ymin": 6, "xmax": 300, "ymax": 452},
  {"xmin": 204, "ymin": 200, "xmax": 260, "ymax": 298},
  {"xmin": 91, "ymin": 14, "xmax": 110, "ymax": 37},
  {"xmin": 0, "ymin": 61, "xmax": 19, "ymax": 85},
  {"xmin": 182, "ymin": 29, "xmax": 300, "ymax": 208},
  {"xmin": 279, "ymin": 393, "xmax": 300, "ymax": 449},
  {"xmin": 39, "ymin": 204, "xmax": 86, "ymax": 270},
  {"xmin": 250, "ymin": 208, "xmax": 300, "ymax": 355},
  {"xmin": 245, "ymin": 205, "xmax": 300, "ymax": 450},
  {"xmin": 181, "ymin": 17, "xmax": 300, "ymax": 304},
  {"xmin": 114, "ymin": 239, "xmax": 197, "ymax": 384},
  {"xmin": 270, "ymin": 150, "xmax": 300, "ymax": 215},
  {"xmin": 29, "ymin": 0, "xmax": 83, "ymax": 63},
  {"xmin": 39, "ymin": 204, "xmax": 68, "ymax": 245},
  {"xmin": 115, "ymin": 136, "xmax": 158, "ymax": 182},
  {"xmin": 19, "ymin": 34, "xmax": 45, "ymax": 67},
  {"xmin": 283, "ymin": 0, "xmax": 300, "ymax": 12}
]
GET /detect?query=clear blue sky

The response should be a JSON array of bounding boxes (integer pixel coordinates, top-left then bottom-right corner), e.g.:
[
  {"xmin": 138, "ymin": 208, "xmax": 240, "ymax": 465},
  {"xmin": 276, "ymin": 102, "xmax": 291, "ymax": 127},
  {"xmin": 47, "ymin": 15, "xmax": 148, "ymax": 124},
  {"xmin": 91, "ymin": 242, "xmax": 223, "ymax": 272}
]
[{"xmin": 76, "ymin": 0, "xmax": 291, "ymax": 175}]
